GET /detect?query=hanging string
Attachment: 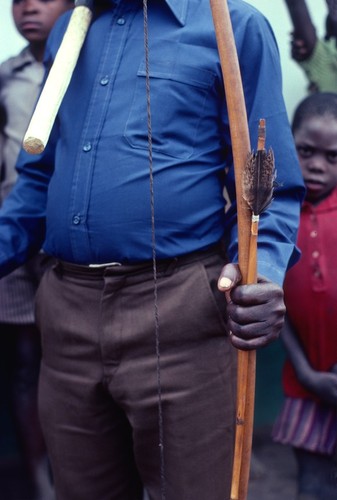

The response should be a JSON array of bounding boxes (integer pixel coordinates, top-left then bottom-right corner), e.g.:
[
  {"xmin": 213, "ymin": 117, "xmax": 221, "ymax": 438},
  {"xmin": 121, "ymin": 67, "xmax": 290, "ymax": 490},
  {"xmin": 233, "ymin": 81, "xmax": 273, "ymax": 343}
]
[{"xmin": 143, "ymin": 1, "xmax": 166, "ymax": 499}]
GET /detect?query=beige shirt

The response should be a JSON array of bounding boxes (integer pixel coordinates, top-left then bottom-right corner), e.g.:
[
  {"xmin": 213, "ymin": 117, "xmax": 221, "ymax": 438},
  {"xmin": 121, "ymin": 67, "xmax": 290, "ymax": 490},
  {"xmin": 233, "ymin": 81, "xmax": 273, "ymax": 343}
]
[
  {"xmin": 0, "ymin": 46, "xmax": 44, "ymax": 202},
  {"xmin": 0, "ymin": 47, "xmax": 48, "ymax": 324}
]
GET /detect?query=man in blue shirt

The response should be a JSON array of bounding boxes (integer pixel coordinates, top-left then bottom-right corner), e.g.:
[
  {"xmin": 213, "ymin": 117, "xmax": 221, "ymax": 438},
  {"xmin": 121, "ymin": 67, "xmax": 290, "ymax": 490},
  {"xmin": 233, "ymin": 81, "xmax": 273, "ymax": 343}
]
[{"xmin": 0, "ymin": 1, "xmax": 304, "ymax": 499}]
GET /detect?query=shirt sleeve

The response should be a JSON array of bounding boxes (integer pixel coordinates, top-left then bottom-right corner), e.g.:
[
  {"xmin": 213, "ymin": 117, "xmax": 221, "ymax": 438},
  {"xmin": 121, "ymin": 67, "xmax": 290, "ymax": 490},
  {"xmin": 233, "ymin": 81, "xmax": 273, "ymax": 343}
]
[
  {"xmin": 299, "ymin": 38, "xmax": 337, "ymax": 93},
  {"xmin": 224, "ymin": 8, "xmax": 305, "ymax": 287},
  {"xmin": 0, "ymin": 140, "xmax": 55, "ymax": 277},
  {"xmin": 0, "ymin": 21, "xmax": 64, "ymax": 278}
]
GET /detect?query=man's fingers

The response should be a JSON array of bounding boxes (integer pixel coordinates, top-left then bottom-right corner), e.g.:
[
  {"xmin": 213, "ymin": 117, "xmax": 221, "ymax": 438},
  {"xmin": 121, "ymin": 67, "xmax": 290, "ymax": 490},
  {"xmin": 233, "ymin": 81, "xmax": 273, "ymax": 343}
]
[
  {"xmin": 230, "ymin": 332, "xmax": 279, "ymax": 351},
  {"xmin": 229, "ymin": 278, "xmax": 284, "ymax": 306},
  {"xmin": 217, "ymin": 263, "xmax": 242, "ymax": 292}
]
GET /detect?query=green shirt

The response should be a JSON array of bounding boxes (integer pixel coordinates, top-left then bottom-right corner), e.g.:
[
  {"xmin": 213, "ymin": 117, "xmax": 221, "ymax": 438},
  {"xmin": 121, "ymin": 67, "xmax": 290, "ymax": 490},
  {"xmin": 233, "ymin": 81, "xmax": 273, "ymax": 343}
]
[{"xmin": 300, "ymin": 38, "xmax": 337, "ymax": 92}]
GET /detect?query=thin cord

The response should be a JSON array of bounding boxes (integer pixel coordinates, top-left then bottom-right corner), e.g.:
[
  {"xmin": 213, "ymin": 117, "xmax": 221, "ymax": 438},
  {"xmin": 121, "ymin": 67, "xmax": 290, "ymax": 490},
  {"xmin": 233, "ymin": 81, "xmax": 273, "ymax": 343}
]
[{"xmin": 143, "ymin": 1, "xmax": 166, "ymax": 499}]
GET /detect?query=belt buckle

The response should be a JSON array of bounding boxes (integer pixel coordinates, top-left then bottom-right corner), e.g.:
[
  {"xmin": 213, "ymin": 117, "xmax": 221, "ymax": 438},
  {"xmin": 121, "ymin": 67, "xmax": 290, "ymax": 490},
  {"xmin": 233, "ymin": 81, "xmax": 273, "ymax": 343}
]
[{"xmin": 88, "ymin": 262, "xmax": 122, "ymax": 268}]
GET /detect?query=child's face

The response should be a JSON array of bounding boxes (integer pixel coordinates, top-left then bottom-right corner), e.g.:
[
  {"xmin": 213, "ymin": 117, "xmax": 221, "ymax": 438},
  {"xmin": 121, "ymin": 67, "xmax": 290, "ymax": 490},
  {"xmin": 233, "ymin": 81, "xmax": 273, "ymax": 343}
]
[
  {"xmin": 12, "ymin": 0, "xmax": 73, "ymax": 44},
  {"xmin": 294, "ymin": 114, "xmax": 337, "ymax": 205}
]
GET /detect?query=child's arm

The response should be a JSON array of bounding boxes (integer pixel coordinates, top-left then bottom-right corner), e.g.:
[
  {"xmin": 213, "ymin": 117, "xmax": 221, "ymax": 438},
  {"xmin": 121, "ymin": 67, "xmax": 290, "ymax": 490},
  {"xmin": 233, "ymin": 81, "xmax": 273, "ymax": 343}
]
[
  {"xmin": 326, "ymin": 0, "xmax": 337, "ymax": 40},
  {"xmin": 284, "ymin": 0, "xmax": 317, "ymax": 61},
  {"xmin": 282, "ymin": 315, "xmax": 337, "ymax": 405},
  {"xmin": 282, "ymin": 314, "xmax": 313, "ymax": 383}
]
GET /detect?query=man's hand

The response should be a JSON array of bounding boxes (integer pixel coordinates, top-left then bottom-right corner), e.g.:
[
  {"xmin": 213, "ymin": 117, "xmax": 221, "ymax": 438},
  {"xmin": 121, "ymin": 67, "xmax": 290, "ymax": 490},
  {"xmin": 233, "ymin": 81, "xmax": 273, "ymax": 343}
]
[{"xmin": 217, "ymin": 263, "xmax": 285, "ymax": 351}]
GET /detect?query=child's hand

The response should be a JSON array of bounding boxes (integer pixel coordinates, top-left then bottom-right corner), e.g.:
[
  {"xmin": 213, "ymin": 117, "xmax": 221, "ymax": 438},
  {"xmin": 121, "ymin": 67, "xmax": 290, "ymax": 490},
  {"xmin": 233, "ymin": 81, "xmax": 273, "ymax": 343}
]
[
  {"xmin": 217, "ymin": 263, "xmax": 285, "ymax": 351},
  {"xmin": 330, "ymin": 363, "xmax": 337, "ymax": 375},
  {"xmin": 308, "ymin": 371, "xmax": 337, "ymax": 405},
  {"xmin": 290, "ymin": 34, "xmax": 312, "ymax": 61}
]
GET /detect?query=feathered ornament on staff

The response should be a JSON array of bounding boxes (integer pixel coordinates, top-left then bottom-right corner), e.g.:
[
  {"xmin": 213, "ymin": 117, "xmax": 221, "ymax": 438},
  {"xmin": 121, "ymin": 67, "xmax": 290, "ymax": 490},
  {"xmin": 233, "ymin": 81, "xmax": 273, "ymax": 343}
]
[
  {"xmin": 243, "ymin": 118, "xmax": 275, "ymax": 282},
  {"xmin": 230, "ymin": 118, "xmax": 276, "ymax": 500}
]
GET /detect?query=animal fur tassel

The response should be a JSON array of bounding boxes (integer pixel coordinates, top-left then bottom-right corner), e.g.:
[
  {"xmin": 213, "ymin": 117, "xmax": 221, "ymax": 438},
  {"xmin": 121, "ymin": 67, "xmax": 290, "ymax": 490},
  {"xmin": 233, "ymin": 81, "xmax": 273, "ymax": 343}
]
[{"xmin": 230, "ymin": 118, "xmax": 275, "ymax": 500}]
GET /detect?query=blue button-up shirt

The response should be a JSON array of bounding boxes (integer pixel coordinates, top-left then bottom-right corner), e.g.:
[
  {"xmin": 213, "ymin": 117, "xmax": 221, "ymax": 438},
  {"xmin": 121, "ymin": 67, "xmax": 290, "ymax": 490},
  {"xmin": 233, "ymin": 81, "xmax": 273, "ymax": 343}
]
[{"xmin": 0, "ymin": 0, "xmax": 305, "ymax": 285}]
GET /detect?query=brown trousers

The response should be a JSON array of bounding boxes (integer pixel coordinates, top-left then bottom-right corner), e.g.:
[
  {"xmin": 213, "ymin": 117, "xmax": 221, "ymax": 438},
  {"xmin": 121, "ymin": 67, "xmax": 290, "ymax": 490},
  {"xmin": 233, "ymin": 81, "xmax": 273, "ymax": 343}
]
[{"xmin": 35, "ymin": 250, "xmax": 237, "ymax": 500}]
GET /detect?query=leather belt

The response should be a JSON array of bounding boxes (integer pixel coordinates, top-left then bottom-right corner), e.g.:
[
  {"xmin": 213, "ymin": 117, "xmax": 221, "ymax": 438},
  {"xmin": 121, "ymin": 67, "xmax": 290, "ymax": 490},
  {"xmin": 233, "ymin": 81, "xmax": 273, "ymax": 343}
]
[{"xmin": 56, "ymin": 243, "xmax": 225, "ymax": 277}]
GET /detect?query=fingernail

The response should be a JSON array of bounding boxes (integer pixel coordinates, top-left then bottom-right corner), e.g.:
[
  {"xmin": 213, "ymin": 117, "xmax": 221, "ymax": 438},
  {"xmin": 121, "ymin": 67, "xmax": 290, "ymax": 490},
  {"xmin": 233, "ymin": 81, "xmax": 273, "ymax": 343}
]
[{"xmin": 219, "ymin": 277, "xmax": 232, "ymax": 289}]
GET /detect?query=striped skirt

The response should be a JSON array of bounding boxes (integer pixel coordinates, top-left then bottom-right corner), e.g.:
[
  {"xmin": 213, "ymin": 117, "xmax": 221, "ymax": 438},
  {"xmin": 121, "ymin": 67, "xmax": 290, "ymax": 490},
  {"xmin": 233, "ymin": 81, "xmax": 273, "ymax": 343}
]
[{"xmin": 272, "ymin": 397, "xmax": 337, "ymax": 456}]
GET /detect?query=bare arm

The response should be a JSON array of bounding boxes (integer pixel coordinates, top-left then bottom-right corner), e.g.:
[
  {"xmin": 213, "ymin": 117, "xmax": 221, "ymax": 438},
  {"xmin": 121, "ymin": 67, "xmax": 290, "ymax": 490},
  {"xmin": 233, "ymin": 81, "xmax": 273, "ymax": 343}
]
[
  {"xmin": 281, "ymin": 315, "xmax": 337, "ymax": 405},
  {"xmin": 281, "ymin": 314, "xmax": 312, "ymax": 380},
  {"xmin": 284, "ymin": 0, "xmax": 317, "ymax": 60}
]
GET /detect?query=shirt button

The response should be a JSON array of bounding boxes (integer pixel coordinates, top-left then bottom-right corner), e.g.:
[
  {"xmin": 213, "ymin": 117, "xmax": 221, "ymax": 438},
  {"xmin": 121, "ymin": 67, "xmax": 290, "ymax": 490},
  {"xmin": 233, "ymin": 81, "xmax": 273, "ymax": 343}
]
[
  {"xmin": 312, "ymin": 251, "xmax": 319, "ymax": 259},
  {"xmin": 100, "ymin": 76, "xmax": 109, "ymax": 86},
  {"xmin": 310, "ymin": 230, "xmax": 317, "ymax": 238},
  {"xmin": 83, "ymin": 142, "xmax": 92, "ymax": 152},
  {"xmin": 73, "ymin": 215, "xmax": 81, "ymax": 225},
  {"xmin": 117, "ymin": 18, "xmax": 126, "ymax": 25}
]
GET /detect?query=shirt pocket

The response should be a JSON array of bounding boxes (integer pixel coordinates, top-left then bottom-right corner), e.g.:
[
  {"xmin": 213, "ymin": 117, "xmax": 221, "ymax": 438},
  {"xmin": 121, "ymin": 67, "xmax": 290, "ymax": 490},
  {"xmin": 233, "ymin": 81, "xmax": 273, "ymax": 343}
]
[{"xmin": 124, "ymin": 61, "xmax": 216, "ymax": 160}]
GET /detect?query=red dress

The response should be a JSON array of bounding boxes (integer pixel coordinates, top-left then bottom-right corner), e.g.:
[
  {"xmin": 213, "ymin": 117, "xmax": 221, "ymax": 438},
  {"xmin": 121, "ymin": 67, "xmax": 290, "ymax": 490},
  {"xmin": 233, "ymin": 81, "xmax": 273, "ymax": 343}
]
[
  {"xmin": 273, "ymin": 189, "xmax": 337, "ymax": 455},
  {"xmin": 283, "ymin": 188, "xmax": 337, "ymax": 400}
]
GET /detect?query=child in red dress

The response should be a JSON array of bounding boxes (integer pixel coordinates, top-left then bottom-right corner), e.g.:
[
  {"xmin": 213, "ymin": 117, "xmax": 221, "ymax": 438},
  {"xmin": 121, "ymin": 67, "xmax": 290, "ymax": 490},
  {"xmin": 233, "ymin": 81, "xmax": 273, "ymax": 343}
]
[{"xmin": 273, "ymin": 92, "xmax": 337, "ymax": 500}]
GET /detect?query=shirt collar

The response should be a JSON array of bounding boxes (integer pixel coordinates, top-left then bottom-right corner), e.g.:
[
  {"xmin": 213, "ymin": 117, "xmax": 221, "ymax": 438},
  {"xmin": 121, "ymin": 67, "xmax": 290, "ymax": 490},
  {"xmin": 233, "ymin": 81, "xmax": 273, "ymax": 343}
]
[
  {"xmin": 112, "ymin": 0, "xmax": 187, "ymax": 25},
  {"xmin": 302, "ymin": 186, "xmax": 337, "ymax": 212},
  {"xmin": 11, "ymin": 46, "xmax": 36, "ymax": 73},
  {"xmin": 164, "ymin": 0, "xmax": 187, "ymax": 26}
]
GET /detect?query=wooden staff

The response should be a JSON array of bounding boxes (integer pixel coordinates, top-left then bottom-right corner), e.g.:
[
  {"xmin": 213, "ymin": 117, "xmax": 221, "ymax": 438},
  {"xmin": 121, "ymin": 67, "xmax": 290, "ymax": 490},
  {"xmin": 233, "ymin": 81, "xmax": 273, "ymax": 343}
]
[
  {"xmin": 210, "ymin": 2, "xmax": 277, "ymax": 497},
  {"xmin": 208, "ymin": 1, "xmax": 257, "ymax": 499},
  {"xmin": 23, "ymin": 0, "xmax": 93, "ymax": 154}
]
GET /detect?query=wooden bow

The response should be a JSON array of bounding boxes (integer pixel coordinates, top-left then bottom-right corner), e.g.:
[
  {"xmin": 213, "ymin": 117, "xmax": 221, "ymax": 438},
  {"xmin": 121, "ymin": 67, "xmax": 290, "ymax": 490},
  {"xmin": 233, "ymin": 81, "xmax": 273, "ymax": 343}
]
[{"xmin": 209, "ymin": 1, "xmax": 258, "ymax": 498}]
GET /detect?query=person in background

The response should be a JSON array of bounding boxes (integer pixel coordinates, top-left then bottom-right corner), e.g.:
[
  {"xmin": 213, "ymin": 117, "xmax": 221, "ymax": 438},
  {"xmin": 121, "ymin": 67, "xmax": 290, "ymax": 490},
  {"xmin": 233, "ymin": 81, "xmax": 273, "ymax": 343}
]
[
  {"xmin": 0, "ymin": 1, "xmax": 305, "ymax": 499},
  {"xmin": 273, "ymin": 92, "xmax": 337, "ymax": 500},
  {"xmin": 0, "ymin": 1, "xmax": 73, "ymax": 499},
  {"xmin": 284, "ymin": 0, "xmax": 337, "ymax": 93}
]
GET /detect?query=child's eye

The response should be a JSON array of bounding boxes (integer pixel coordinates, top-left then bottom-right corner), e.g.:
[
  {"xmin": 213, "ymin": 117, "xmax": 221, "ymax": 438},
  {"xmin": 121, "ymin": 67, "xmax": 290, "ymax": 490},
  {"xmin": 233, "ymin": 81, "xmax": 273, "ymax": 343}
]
[
  {"xmin": 296, "ymin": 145, "xmax": 313, "ymax": 158},
  {"xmin": 327, "ymin": 151, "xmax": 337, "ymax": 163}
]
